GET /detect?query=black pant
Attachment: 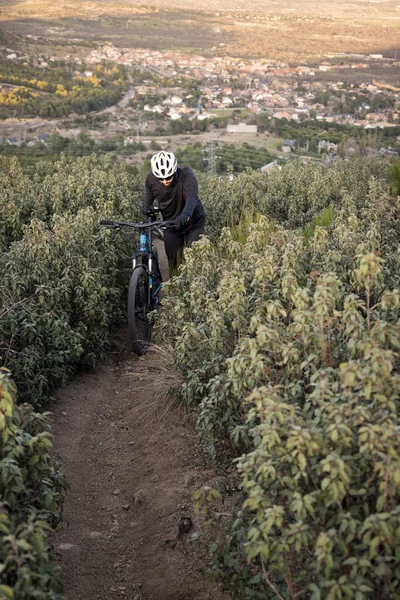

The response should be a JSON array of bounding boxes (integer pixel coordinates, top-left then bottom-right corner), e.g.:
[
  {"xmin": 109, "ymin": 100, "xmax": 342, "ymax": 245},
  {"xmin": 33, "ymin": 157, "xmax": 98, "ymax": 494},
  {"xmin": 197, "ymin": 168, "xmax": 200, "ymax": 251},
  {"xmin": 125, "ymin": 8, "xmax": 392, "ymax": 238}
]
[{"xmin": 163, "ymin": 219, "xmax": 205, "ymax": 271}]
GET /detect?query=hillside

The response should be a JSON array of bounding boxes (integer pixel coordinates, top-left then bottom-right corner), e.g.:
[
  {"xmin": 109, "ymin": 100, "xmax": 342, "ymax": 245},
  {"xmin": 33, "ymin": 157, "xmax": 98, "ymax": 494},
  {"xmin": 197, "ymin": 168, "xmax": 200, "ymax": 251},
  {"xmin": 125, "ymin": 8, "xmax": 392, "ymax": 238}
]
[{"xmin": 0, "ymin": 0, "xmax": 399, "ymax": 59}]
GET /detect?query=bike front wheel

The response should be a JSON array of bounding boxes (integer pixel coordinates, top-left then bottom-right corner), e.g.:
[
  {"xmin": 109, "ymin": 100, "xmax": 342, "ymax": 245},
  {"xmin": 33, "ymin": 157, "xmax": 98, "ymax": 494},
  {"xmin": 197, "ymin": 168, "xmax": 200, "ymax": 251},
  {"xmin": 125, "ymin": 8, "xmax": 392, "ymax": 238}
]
[{"xmin": 128, "ymin": 267, "xmax": 151, "ymax": 355}]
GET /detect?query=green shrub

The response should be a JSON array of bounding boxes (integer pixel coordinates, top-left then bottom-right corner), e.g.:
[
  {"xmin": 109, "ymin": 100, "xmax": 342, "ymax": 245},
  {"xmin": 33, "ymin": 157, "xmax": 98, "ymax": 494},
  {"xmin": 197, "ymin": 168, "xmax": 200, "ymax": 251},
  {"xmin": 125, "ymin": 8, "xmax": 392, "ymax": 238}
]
[
  {"xmin": 0, "ymin": 370, "xmax": 67, "ymax": 599},
  {"xmin": 159, "ymin": 161, "xmax": 400, "ymax": 598},
  {"xmin": 0, "ymin": 154, "xmax": 143, "ymax": 405},
  {"xmin": 389, "ymin": 161, "xmax": 400, "ymax": 195},
  {"xmin": 198, "ymin": 157, "xmax": 389, "ymax": 240}
]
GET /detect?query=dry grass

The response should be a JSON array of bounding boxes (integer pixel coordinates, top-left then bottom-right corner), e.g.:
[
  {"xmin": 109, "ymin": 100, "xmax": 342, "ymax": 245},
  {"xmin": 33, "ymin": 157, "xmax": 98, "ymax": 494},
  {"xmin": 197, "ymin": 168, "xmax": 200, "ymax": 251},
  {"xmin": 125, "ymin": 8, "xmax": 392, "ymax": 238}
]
[
  {"xmin": 226, "ymin": 16, "xmax": 400, "ymax": 60},
  {"xmin": 0, "ymin": 1, "xmax": 152, "ymax": 20},
  {"xmin": 1, "ymin": 0, "xmax": 398, "ymax": 59},
  {"xmin": 123, "ymin": 343, "xmax": 186, "ymax": 433}
]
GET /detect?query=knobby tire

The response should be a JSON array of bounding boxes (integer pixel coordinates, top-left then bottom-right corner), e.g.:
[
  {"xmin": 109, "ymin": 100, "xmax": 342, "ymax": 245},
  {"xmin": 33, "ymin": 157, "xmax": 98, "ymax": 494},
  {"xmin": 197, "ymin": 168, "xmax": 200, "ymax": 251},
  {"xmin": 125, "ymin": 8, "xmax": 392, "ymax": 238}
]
[{"xmin": 128, "ymin": 267, "xmax": 151, "ymax": 356}]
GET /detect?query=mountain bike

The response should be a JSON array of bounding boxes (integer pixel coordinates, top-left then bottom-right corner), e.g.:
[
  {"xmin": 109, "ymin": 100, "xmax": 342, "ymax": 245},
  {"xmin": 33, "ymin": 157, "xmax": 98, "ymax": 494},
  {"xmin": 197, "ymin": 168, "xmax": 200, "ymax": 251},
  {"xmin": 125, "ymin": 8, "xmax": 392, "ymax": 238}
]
[{"xmin": 100, "ymin": 217, "xmax": 172, "ymax": 356}]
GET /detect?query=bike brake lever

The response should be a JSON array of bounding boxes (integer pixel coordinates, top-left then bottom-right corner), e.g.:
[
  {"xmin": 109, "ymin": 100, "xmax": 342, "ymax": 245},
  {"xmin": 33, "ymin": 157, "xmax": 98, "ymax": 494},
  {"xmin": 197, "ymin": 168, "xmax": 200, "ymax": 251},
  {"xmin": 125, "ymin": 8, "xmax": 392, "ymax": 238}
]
[{"xmin": 153, "ymin": 226, "xmax": 164, "ymax": 239}]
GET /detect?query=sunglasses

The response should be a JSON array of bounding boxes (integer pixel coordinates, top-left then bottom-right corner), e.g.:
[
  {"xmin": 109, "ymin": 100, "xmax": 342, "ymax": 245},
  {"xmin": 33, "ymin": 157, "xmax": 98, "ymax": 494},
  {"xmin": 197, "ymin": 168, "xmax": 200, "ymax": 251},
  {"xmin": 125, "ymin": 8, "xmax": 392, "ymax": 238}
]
[{"xmin": 157, "ymin": 175, "xmax": 174, "ymax": 182}]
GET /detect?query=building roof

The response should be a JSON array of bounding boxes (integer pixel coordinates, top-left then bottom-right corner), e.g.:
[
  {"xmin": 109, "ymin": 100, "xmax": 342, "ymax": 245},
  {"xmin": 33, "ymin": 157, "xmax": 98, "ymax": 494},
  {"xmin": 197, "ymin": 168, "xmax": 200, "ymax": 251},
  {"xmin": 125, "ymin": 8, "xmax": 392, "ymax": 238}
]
[{"xmin": 261, "ymin": 161, "xmax": 281, "ymax": 172}]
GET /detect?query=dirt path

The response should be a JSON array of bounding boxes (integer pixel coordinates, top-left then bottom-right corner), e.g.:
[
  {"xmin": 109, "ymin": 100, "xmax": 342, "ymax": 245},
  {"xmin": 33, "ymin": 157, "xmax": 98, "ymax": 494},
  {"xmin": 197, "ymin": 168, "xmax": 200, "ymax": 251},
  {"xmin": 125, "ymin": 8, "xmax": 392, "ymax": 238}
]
[
  {"xmin": 51, "ymin": 244, "xmax": 227, "ymax": 600},
  {"xmin": 51, "ymin": 339, "xmax": 226, "ymax": 600}
]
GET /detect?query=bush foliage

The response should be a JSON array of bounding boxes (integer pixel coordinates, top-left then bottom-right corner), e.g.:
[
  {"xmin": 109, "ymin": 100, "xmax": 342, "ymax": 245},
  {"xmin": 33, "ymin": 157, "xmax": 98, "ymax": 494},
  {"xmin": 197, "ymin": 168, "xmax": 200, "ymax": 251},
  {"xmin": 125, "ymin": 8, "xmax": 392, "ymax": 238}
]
[
  {"xmin": 159, "ymin": 158, "xmax": 400, "ymax": 599},
  {"xmin": 1, "ymin": 153, "xmax": 399, "ymax": 599},
  {"xmin": 0, "ymin": 370, "xmax": 67, "ymax": 599},
  {"xmin": 0, "ymin": 154, "xmax": 143, "ymax": 406},
  {"xmin": 0, "ymin": 154, "xmax": 146, "ymax": 598}
]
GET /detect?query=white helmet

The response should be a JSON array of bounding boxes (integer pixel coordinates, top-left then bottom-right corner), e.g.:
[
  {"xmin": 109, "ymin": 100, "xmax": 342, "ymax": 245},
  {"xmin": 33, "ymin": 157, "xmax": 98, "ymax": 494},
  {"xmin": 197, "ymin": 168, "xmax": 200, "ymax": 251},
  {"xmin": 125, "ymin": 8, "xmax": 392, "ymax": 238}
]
[{"xmin": 151, "ymin": 151, "xmax": 177, "ymax": 179}]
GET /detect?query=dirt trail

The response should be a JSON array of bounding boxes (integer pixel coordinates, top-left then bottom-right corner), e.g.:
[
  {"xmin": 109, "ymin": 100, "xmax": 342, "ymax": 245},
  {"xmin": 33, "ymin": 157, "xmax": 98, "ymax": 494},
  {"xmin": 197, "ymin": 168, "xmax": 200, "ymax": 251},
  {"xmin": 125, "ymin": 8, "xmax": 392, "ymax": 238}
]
[
  {"xmin": 51, "ymin": 244, "xmax": 227, "ymax": 600},
  {"xmin": 51, "ymin": 341, "xmax": 226, "ymax": 600}
]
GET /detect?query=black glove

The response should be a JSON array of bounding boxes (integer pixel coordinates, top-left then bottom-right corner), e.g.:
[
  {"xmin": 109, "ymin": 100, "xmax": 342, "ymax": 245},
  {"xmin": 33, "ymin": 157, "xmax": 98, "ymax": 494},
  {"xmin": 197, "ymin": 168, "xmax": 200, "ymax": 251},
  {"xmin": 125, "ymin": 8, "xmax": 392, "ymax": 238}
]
[{"xmin": 174, "ymin": 214, "xmax": 190, "ymax": 230}]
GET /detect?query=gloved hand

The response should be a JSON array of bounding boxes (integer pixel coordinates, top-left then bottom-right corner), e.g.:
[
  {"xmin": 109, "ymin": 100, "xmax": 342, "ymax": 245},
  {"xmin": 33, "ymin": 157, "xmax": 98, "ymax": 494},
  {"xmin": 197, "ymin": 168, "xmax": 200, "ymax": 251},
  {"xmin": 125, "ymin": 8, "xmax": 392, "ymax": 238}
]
[
  {"xmin": 144, "ymin": 207, "xmax": 156, "ymax": 217},
  {"xmin": 174, "ymin": 214, "xmax": 190, "ymax": 230}
]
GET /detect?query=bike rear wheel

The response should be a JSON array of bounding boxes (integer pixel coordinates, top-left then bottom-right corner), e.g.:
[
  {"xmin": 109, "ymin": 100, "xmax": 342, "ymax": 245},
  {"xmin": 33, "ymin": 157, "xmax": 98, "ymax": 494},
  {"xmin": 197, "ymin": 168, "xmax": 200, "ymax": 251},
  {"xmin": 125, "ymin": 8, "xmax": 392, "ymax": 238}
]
[{"xmin": 128, "ymin": 267, "xmax": 151, "ymax": 355}]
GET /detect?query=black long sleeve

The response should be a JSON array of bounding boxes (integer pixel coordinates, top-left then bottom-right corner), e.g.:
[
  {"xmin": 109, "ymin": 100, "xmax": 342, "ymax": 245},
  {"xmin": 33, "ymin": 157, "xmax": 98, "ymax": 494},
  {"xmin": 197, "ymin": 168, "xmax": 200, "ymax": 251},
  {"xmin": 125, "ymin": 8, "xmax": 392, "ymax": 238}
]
[
  {"xmin": 143, "ymin": 167, "xmax": 205, "ymax": 224},
  {"xmin": 180, "ymin": 170, "xmax": 199, "ymax": 219},
  {"xmin": 143, "ymin": 179, "xmax": 154, "ymax": 215}
]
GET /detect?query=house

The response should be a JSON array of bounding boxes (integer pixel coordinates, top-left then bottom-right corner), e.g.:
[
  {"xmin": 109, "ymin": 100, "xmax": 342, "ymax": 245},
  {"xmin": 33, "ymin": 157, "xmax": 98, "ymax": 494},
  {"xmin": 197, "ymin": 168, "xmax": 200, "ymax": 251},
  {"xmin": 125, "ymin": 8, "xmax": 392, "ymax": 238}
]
[
  {"xmin": 318, "ymin": 140, "xmax": 338, "ymax": 154},
  {"xmin": 151, "ymin": 105, "xmax": 164, "ymax": 114},
  {"xmin": 273, "ymin": 111, "xmax": 292, "ymax": 120},
  {"xmin": 36, "ymin": 133, "xmax": 51, "ymax": 144},
  {"xmin": 283, "ymin": 139, "xmax": 296, "ymax": 148},
  {"xmin": 169, "ymin": 111, "xmax": 182, "ymax": 120},
  {"xmin": 366, "ymin": 112, "xmax": 384, "ymax": 123},
  {"xmin": 274, "ymin": 97, "xmax": 289, "ymax": 108},
  {"xmin": 261, "ymin": 161, "xmax": 281, "ymax": 173},
  {"xmin": 221, "ymin": 96, "xmax": 233, "ymax": 105},
  {"xmin": 319, "ymin": 62, "xmax": 332, "ymax": 72},
  {"xmin": 7, "ymin": 137, "xmax": 23, "ymax": 146},
  {"xmin": 246, "ymin": 102, "xmax": 264, "ymax": 114},
  {"xmin": 170, "ymin": 95, "xmax": 183, "ymax": 105},
  {"xmin": 296, "ymin": 66, "xmax": 312, "ymax": 75},
  {"xmin": 295, "ymin": 106, "xmax": 309, "ymax": 114},
  {"xmin": 178, "ymin": 105, "xmax": 193, "ymax": 115}
]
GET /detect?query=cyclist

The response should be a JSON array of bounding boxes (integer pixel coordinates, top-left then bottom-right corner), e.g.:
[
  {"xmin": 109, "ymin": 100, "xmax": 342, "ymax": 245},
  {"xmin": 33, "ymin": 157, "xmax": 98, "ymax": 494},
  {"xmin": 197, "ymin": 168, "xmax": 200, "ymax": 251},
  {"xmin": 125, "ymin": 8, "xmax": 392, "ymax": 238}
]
[{"xmin": 143, "ymin": 151, "xmax": 206, "ymax": 270}]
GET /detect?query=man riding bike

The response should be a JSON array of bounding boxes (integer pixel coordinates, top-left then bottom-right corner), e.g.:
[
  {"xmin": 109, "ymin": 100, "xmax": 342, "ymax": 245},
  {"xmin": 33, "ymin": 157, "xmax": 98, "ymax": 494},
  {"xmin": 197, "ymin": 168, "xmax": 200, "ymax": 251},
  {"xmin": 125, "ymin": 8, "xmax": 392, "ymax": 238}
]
[{"xmin": 143, "ymin": 151, "xmax": 206, "ymax": 270}]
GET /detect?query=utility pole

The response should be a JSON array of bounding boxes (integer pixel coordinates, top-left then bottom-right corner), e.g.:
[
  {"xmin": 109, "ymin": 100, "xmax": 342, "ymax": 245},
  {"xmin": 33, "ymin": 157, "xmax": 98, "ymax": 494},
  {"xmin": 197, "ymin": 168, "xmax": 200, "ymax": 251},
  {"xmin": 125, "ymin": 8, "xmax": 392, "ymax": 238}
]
[
  {"xmin": 136, "ymin": 113, "xmax": 142, "ymax": 142},
  {"xmin": 205, "ymin": 139, "xmax": 217, "ymax": 175}
]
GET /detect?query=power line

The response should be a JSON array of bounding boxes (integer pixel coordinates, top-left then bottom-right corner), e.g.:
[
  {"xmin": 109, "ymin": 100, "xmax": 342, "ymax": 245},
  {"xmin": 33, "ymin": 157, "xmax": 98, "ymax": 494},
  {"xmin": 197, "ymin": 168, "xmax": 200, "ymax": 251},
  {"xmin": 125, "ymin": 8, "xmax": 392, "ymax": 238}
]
[
  {"xmin": 1, "ymin": 145, "xmax": 270, "ymax": 160},
  {"xmin": 215, "ymin": 149, "xmax": 273, "ymax": 168},
  {"xmin": 217, "ymin": 147, "xmax": 272, "ymax": 160},
  {"xmin": 1, "ymin": 139, "xmax": 278, "ymax": 171}
]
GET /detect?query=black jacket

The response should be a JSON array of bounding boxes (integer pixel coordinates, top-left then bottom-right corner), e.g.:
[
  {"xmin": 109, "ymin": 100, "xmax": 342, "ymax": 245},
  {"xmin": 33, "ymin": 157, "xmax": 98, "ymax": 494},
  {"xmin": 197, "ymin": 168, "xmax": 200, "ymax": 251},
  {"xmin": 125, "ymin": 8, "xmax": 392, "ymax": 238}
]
[{"xmin": 143, "ymin": 167, "xmax": 205, "ymax": 225}]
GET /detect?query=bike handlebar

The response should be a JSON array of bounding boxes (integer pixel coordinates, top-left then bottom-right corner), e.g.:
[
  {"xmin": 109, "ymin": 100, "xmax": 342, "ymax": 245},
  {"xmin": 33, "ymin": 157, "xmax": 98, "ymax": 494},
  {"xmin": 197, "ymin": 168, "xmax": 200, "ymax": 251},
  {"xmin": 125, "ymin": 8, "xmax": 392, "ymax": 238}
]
[{"xmin": 99, "ymin": 219, "xmax": 172, "ymax": 229}]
